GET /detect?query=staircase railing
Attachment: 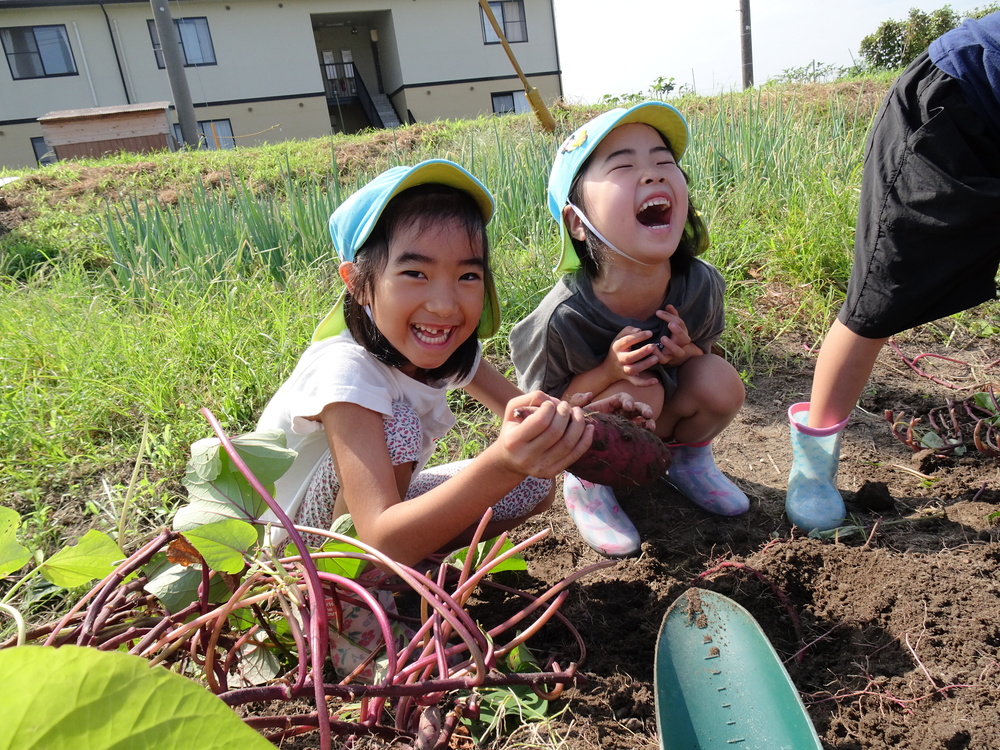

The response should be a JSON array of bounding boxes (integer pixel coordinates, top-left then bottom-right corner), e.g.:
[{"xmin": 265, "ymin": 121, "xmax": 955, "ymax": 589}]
[{"xmin": 322, "ymin": 62, "xmax": 399, "ymax": 129}]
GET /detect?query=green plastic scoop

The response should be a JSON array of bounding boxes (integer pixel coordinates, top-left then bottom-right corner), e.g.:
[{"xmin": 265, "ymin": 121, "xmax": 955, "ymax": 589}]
[{"xmin": 654, "ymin": 587, "xmax": 822, "ymax": 750}]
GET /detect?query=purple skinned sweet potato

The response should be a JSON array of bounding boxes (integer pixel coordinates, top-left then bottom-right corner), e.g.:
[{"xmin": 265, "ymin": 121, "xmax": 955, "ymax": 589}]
[{"xmin": 569, "ymin": 412, "xmax": 671, "ymax": 488}]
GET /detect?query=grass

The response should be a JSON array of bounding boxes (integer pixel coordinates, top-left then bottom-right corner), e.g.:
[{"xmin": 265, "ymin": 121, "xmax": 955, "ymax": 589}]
[{"xmin": 0, "ymin": 78, "xmax": 918, "ymax": 559}]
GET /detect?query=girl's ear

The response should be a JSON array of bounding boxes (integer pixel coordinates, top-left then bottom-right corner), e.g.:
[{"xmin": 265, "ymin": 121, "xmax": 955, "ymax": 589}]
[
  {"xmin": 339, "ymin": 261, "xmax": 359, "ymax": 296},
  {"xmin": 562, "ymin": 204, "xmax": 587, "ymax": 242}
]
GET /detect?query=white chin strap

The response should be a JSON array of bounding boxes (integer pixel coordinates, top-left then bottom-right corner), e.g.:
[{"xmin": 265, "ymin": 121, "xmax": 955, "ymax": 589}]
[{"xmin": 566, "ymin": 202, "xmax": 656, "ymax": 266}]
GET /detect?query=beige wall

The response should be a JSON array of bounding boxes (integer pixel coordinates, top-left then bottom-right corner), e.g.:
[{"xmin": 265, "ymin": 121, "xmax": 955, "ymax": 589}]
[
  {"xmin": 0, "ymin": 94, "xmax": 330, "ymax": 168},
  {"xmin": 396, "ymin": 73, "xmax": 561, "ymax": 123},
  {"xmin": 189, "ymin": 94, "xmax": 331, "ymax": 147},
  {"xmin": 388, "ymin": 1, "xmax": 559, "ymax": 88},
  {"xmin": 0, "ymin": 122, "xmax": 48, "ymax": 170},
  {"xmin": 1, "ymin": 5, "xmax": 128, "ymax": 119}
]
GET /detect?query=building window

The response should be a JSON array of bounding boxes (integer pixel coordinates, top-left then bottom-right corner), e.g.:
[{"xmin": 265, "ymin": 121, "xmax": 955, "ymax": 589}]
[
  {"xmin": 492, "ymin": 91, "xmax": 530, "ymax": 115},
  {"xmin": 173, "ymin": 119, "xmax": 235, "ymax": 150},
  {"xmin": 148, "ymin": 17, "xmax": 216, "ymax": 68},
  {"xmin": 481, "ymin": 1, "xmax": 527, "ymax": 44},
  {"xmin": 1, "ymin": 25, "xmax": 77, "ymax": 79},
  {"xmin": 31, "ymin": 136, "xmax": 56, "ymax": 165}
]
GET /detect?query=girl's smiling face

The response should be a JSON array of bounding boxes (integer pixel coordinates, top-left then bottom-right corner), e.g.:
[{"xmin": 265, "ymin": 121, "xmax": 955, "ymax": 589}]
[
  {"xmin": 569, "ymin": 122, "xmax": 689, "ymax": 265},
  {"xmin": 352, "ymin": 218, "xmax": 485, "ymax": 379}
]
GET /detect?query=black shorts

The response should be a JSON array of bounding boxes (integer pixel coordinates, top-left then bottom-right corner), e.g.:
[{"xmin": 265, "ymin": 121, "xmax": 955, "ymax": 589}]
[{"xmin": 839, "ymin": 52, "xmax": 1000, "ymax": 339}]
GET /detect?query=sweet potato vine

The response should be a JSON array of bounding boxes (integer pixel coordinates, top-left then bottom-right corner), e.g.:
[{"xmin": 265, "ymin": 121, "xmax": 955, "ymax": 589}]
[{"xmin": 0, "ymin": 408, "xmax": 611, "ymax": 750}]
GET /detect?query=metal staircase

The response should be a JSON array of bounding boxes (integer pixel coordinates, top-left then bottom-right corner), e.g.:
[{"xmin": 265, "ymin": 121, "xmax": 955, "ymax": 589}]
[{"xmin": 370, "ymin": 93, "xmax": 401, "ymax": 128}]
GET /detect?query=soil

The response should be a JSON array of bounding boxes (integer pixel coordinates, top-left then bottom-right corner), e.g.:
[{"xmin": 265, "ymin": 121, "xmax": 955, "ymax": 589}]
[{"xmin": 478, "ymin": 321, "xmax": 1000, "ymax": 750}]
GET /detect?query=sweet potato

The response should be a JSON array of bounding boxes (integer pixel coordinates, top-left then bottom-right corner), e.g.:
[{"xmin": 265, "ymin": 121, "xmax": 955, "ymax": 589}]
[{"xmin": 568, "ymin": 412, "xmax": 671, "ymax": 488}]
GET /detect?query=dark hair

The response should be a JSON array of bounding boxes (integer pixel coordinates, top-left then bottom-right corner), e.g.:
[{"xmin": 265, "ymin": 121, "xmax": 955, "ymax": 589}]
[
  {"xmin": 342, "ymin": 184, "xmax": 490, "ymax": 383},
  {"xmin": 566, "ymin": 134, "xmax": 709, "ymax": 279}
]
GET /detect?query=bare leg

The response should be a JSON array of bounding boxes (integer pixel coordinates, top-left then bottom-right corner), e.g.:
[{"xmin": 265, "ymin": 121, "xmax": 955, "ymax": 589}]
[{"xmin": 809, "ymin": 319, "xmax": 888, "ymax": 428}]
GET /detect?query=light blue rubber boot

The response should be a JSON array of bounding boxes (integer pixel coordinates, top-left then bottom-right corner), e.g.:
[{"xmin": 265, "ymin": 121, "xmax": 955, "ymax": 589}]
[{"xmin": 786, "ymin": 402, "xmax": 848, "ymax": 531}]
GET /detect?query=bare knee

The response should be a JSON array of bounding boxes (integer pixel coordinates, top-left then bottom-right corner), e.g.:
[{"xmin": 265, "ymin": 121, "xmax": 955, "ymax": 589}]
[{"xmin": 681, "ymin": 354, "xmax": 744, "ymax": 415}]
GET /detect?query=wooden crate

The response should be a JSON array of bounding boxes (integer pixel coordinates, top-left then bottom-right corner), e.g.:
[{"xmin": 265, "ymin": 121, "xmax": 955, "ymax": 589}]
[{"xmin": 38, "ymin": 102, "xmax": 174, "ymax": 160}]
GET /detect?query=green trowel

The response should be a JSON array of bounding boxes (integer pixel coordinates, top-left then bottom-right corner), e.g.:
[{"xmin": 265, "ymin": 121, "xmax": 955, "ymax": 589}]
[{"xmin": 654, "ymin": 587, "xmax": 823, "ymax": 750}]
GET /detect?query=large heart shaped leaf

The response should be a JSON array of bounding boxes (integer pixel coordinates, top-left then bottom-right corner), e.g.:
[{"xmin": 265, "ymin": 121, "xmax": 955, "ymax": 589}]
[{"xmin": 0, "ymin": 645, "xmax": 272, "ymax": 749}]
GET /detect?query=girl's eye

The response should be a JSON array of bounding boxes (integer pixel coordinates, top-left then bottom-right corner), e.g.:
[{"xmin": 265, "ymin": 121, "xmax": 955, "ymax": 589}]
[
  {"xmin": 401, "ymin": 270, "xmax": 425, "ymax": 279},
  {"xmin": 460, "ymin": 272, "xmax": 483, "ymax": 282}
]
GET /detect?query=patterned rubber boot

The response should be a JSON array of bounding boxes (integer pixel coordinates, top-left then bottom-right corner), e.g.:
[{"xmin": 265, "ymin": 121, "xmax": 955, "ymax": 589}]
[
  {"xmin": 666, "ymin": 441, "xmax": 750, "ymax": 516},
  {"xmin": 563, "ymin": 472, "xmax": 640, "ymax": 558},
  {"xmin": 786, "ymin": 402, "xmax": 848, "ymax": 531}
]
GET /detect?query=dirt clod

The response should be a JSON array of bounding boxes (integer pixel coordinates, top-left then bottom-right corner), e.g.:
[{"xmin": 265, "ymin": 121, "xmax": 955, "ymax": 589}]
[{"xmin": 854, "ymin": 480, "xmax": 895, "ymax": 512}]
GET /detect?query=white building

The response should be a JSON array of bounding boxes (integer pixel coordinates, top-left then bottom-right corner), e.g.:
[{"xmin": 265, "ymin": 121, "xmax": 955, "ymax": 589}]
[{"xmin": 0, "ymin": 0, "xmax": 563, "ymax": 168}]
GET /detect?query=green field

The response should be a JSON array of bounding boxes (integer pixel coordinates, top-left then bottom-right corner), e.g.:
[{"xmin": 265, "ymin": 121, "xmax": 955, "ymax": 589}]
[{"xmin": 2, "ymin": 77, "xmax": 981, "ymax": 561}]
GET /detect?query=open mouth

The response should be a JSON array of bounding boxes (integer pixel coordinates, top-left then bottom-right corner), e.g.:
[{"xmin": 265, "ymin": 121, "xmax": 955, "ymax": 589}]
[
  {"xmin": 637, "ymin": 197, "xmax": 672, "ymax": 228},
  {"xmin": 412, "ymin": 324, "xmax": 453, "ymax": 346}
]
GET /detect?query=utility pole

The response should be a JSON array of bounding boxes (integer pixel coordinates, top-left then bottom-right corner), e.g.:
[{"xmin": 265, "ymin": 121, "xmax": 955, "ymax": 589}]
[
  {"xmin": 150, "ymin": 1, "xmax": 200, "ymax": 148},
  {"xmin": 740, "ymin": 0, "xmax": 754, "ymax": 89}
]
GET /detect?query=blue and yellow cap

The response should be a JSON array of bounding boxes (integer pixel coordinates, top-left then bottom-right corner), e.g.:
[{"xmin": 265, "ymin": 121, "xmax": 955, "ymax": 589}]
[
  {"xmin": 547, "ymin": 101, "xmax": 689, "ymax": 274},
  {"xmin": 312, "ymin": 159, "xmax": 500, "ymax": 342}
]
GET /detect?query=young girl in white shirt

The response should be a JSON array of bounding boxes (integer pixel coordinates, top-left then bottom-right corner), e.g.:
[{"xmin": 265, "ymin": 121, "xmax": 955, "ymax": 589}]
[{"xmin": 258, "ymin": 159, "xmax": 648, "ymax": 565}]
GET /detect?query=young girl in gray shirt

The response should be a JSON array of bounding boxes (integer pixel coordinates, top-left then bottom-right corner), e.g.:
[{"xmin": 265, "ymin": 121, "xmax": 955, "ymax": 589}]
[{"xmin": 510, "ymin": 102, "xmax": 748, "ymax": 557}]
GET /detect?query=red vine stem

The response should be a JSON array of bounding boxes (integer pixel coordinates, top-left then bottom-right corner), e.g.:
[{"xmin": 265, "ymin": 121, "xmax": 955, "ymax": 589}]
[
  {"xmin": 199, "ymin": 407, "xmax": 332, "ymax": 750},
  {"xmin": 43, "ymin": 528, "xmax": 175, "ymax": 647},
  {"xmin": 888, "ymin": 339, "xmax": 974, "ymax": 390}
]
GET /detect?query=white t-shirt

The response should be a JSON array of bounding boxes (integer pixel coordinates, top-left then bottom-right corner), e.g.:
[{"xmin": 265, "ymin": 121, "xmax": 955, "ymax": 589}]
[{"xmin": 256, "ymin": 331, "xmax": 480, "ymax": 527}]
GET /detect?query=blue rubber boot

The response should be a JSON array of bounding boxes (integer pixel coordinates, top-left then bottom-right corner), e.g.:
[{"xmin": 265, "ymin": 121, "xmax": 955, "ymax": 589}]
[
  {"xmin": 563, "ymin": 472, "xmax": 640, "ymax": 558},
  {"xmin": 667, "ymin": 442, "xmax": 750, "ymax": 516},
  {"xmin": 786, "ymin": 402, "xmax": 848, "ymax": 531}
]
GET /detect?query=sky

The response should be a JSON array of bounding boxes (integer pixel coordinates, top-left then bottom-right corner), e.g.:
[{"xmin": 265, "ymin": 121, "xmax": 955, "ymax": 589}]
[{"xmin": 551, "ymin": 0, "xmax": 963, "ymax": 102}]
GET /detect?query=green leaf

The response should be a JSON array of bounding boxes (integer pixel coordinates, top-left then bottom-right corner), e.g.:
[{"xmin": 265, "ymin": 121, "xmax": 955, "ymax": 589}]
[
  {"xmin": 226, "ymin": 431, "xmax": 298, "ymax": 483},
  {"xmin": 284, "ymin": 515, "xmax": 367, "ymax": 578},
  {"xmin": 234, "ymin": 637, "xmax": 282, "ymax": 686},
  {"xmin": 462, "ymin": 636, "xmax": 550, "ymax": 743},
  {"xmin": 176, "ymin": 430, "xmax": 295, "ymax": 530},
  {"xmin": 186, "ymin": 436, "xmax": 224, "ymax": 482},
  {"xmin": 184, "ymin": 519, "xmax": 258, "ymax": 574},
  {"xmin": 284, "ymin": 539, "xmax": 367, "ymax": 580},
  {"xmin": 447, "ymin": 536, "xmax": 527, "ymax": 573},
  {"xmin": 143, "ymin": 558, "xmax": 232, "ymax": 614},
  {"xmin": 466, "ymin": 683, "xmax": 549, "ymax": 743},
  {"xmin": 315, "ymin": 538, "xmax": 367, "ymax": 579},
  {"xmin": 0, "ymin": 645, "xmax": 272, "ymax": 749},
  {"xmin": 478, "ymin": 684, "xmax": 548, "ymax": 722},
  {"xmin": 0, "ymin": 507, "xmax": 31, "ymax": 577},
  {"xmin": 187, "ymin": 431, "xmax": 295, "ymax": 485},
  {"xmin": 918, "ymin": 431, "xmax": 945, "ymax": 450},
  {"xmin": 39, "ymin": 530, "xmax": 122, "ymax": 588},
  {"xmin": 505, "ymin": 640, "xmax": 541, "ymax": 674}
]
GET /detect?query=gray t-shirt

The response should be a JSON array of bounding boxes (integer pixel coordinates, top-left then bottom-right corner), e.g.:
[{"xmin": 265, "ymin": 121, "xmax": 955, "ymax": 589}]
[{"xmin": 509, "ymin": 258, "xmax": 726, "ymax": 400}]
